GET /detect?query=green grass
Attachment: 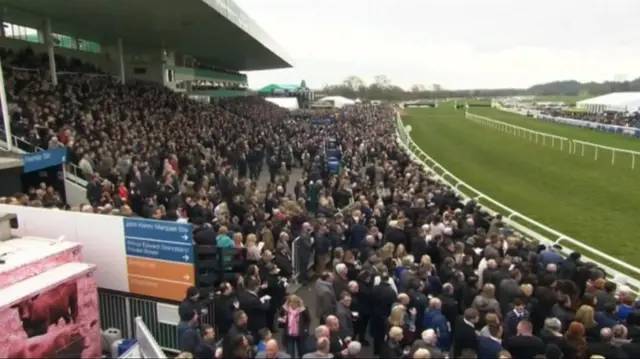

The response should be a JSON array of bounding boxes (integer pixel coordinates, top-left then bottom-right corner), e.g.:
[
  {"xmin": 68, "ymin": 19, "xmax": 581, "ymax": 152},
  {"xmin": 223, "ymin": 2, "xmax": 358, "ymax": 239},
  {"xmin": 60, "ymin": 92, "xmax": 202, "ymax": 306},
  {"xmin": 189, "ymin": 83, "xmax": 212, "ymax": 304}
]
[{"xmin": 403, "ymin": 105, "xmax": 640, "ymax": 273}]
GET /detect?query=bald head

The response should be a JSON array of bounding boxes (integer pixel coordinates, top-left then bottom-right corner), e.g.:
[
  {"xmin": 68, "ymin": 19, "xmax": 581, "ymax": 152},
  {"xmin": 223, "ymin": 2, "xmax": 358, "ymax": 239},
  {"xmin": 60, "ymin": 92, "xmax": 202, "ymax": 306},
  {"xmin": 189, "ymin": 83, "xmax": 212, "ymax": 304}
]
[
  {"xmin": 326, "ymin": 315, "xmax": 339, "ymax": 331},
  {"xmin": 265, "ymin": 339, "xmax": 279, "ymax": 358},
  {"xmin": 315, "ymin": 325, "xmax": 329, "ymax": 338},
  {"xmin": 398, "ymin": 293, "xmax": 410, "ymax": 305},
  {"xmin": 601, "ymin": 327, "xmax": 613, "ymax": 342},
  {"xmin": 429, "ymin": 297, "xmax": 442, "ymax": 310}
]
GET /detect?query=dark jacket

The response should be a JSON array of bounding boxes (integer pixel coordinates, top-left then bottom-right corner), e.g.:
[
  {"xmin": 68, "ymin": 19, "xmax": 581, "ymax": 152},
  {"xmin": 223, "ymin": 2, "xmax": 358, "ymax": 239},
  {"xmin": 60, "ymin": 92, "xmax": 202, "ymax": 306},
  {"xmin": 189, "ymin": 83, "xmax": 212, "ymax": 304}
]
[
  {"xmin": 477, "ymin": 336, "xmax": 503, "ymax": 359},
  {"xmin": 503, "ymin": 335, "xmax": 546, "ymax": 359},
  {"xmin": 238, "ymin": 290, "xmax": 269, "ymax": 334},
  {"xmin": 452, "ymin": 316, "xmax": 478, "ymax": 358},
  {"xmin": 380, "ymin": 339, "xmax": 404, "ymax": 359},
  {"xmin": 423, "ymin": 309, "xmax": 450, "ymax": 350}
]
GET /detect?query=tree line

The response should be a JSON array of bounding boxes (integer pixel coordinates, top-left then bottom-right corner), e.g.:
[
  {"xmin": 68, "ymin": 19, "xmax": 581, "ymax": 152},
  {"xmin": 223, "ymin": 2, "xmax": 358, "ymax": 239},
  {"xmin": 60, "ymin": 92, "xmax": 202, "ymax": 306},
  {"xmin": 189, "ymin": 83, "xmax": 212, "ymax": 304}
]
[{"xmin": 316, "ymin": 75, "xmax": 640, "ymax": 101}]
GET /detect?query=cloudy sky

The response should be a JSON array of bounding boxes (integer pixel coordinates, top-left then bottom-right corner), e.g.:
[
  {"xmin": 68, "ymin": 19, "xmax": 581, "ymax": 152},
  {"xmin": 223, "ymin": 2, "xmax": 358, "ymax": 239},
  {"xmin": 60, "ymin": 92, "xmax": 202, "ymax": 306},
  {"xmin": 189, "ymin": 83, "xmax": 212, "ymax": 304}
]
[{"xmin": 234, "ymin": 0, "xmax": 639, "ymax": 90}]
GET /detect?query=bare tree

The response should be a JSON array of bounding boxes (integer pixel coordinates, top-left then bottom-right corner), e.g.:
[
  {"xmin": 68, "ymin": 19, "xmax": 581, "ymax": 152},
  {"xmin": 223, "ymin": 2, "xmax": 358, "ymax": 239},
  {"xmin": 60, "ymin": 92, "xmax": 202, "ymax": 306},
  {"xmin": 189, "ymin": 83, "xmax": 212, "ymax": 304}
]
[
  {"xmin": 411, "ymin": 84, "xmax": 426, "ymax": 93},
  {"xmin": 343, "ymin": 76, "xmax": 365, "ymax": 92},
  {"xmin": 373, "ymin": 75, "xmax": 392, "ymax": 88}
]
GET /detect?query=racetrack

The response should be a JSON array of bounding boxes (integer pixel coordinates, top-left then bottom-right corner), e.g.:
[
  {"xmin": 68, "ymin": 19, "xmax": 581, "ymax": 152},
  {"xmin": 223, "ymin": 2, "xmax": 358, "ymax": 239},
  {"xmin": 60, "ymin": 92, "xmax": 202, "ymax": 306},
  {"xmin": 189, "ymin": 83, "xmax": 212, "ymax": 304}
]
[{"xmin": 403, "ymin": 105, "xmax": 640, "ymax": 266}]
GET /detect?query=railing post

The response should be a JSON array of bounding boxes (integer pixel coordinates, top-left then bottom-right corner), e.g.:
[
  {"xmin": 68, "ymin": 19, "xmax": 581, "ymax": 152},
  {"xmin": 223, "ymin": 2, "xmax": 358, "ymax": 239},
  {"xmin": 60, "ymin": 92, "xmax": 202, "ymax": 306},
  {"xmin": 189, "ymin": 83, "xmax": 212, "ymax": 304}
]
[{"xmin": 612, "ymin": 148, "xmax": 615, "ymax": 165}]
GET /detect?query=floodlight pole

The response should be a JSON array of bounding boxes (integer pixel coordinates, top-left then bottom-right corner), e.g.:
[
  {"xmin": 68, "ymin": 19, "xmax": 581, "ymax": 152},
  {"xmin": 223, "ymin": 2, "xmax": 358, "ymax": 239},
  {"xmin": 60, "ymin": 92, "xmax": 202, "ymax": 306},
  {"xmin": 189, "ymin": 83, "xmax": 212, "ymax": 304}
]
[
  {"xmin": 0, "ymin": 56, "xmax": 12, "ymax": 151},
  {"xmin": 44, "ymin": 18, "xmax": 57, "ymax": 86}
]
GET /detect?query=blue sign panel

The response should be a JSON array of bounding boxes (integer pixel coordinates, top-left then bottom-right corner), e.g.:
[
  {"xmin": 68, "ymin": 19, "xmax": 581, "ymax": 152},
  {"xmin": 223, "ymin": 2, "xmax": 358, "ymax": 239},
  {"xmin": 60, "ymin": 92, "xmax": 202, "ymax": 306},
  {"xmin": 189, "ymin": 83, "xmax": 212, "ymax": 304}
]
[
  {"xmin": 310, "ymin": 116, "xmax": 334, "ymax": 125},
  {"xmin": 123, "ymin": 218, "xmax": 194, "ymax": 263},
  {"xmin": 23, "ymin": 147, "xmax": 67, "ymax": 173}
]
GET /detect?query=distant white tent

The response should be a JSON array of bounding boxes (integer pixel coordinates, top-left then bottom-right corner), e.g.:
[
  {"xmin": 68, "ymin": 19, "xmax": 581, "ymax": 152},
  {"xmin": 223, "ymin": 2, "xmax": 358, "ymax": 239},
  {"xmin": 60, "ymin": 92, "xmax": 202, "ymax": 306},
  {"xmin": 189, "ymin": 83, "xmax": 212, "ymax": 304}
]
[
  {"xmin": 576, "ymin": 92, "xmax": 640, "ymax": 113},
  {"xmin": 265, "ymin": 97, "xmax": 299, "ymax": 110},
  {"xmin": 313, "ymin": 96, "xmax": 356, "ymax": 108}
]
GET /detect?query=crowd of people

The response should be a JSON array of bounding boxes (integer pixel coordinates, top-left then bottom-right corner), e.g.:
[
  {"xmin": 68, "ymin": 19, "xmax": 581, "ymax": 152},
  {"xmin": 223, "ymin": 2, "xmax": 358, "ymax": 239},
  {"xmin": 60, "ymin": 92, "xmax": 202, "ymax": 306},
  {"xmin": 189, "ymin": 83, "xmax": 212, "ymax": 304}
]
[
  {"xmin": 539, "ymin": 108, "xmax": 640, "ymax": 128},
  {"xmin": 3, "ymin": 46, "xmax": 640, "ymax": 359}
]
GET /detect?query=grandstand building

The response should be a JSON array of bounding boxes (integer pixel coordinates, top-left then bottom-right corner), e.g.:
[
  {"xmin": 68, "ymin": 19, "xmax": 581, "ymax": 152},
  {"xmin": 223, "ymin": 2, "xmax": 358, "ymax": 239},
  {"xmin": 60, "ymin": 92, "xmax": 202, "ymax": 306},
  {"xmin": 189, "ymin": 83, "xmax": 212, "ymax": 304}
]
[
  {"xmin": 0, "ymin": 0, "xmax": 292, "ymax": 95},
  {"xmin": 0, "ymin": 0, "xmax": 292, "ymax": 204}
]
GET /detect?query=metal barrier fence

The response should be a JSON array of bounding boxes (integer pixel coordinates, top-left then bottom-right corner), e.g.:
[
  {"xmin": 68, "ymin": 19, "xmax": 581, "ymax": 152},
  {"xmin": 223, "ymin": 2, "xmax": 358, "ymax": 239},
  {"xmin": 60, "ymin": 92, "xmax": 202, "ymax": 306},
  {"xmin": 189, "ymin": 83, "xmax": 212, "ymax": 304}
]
[{"xmin": 98, "ymin": 289, "xmax": 217, "ymax": 353}]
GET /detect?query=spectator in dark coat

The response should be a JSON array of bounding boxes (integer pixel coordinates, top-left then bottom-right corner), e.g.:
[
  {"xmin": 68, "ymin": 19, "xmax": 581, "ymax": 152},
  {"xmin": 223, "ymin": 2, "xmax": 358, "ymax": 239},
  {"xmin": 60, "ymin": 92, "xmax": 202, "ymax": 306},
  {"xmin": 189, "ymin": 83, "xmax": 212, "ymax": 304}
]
[
  {"xmin": 503, "ymin": 297, "xmax": 531, "ymax": 339},
  {"xmin": 477, "ymin": 324, "xmax": 504, "ymax": 359},
  {"xmin": 423, "ymin": 297, "xmax": 451, "ymax": 351},
  {"xmin": 452, "ymin": 308, "xmax": 479, "ymax": 358},
  {"xmin": 238, "ymin": 278, "xmax": 270, "ymax": 335},
  {"xmin": 380, "ymin": 326, "xmax": 405, "ymax": 359},
  {"xmin": 503, "ymin": 320, "xmax": 545, "ymax": 359}
]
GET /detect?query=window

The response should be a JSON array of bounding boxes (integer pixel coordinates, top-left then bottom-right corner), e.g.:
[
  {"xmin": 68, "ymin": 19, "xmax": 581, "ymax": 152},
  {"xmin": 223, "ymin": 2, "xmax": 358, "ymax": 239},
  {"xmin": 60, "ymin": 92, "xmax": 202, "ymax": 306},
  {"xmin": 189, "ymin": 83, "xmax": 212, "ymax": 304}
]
[
  {"xmin": 51, "ymin": 33, "xmax": 101, "ymax": 53},
  {"xmin": 165, "ymin": 69, "xmax": 174, "ymax": 83},
  {"xmin": 3, "ymin": 22, "xmax": 41, "ymax": 43},
  {"xmin": 77, "ymin": 38, "xmax": 101, "ymax": 53}
]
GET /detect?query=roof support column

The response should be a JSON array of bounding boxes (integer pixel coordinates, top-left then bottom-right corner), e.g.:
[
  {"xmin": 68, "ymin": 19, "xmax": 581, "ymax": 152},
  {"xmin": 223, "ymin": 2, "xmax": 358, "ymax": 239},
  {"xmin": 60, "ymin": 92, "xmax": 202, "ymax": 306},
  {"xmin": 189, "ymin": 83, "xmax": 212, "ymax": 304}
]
[
  {"xmin": 0, "ymin": 56, "xmax": 12, "ymax": 151},
  {"xmin": 117, "ymin": 38, "xmax": 125, "ymax": 84},
  {"xmin": 43, "ymin": 18, "xmax": 57, "ymax": 86},
  {"xmin": 0, "ymin": 8, "xmax": 5, "ymax": 37}
]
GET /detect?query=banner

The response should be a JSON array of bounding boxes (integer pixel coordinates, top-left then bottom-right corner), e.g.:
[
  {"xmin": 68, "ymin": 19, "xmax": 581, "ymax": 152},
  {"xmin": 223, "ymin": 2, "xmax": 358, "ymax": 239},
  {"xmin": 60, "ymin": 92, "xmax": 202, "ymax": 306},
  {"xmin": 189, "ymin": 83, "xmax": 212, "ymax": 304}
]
[
  {"xmin": 310, "ymin": 116, "xmax": 334, "ymax": 125},
  {"xmin": 22, "ymin": 147, "xmax": 67, "ymax": 173}
]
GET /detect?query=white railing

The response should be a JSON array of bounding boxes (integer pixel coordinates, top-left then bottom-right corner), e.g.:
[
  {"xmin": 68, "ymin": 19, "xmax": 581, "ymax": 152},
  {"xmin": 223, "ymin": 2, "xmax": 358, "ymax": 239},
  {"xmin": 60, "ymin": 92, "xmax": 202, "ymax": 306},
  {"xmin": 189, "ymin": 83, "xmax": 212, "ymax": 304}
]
[
  {"xmin": 466, "ymin": 112, "xmax": 640, "ymax": 170},
  {"xmin": 133, "ymin": 316, "xmax": 167, "ymax": 359},
  {"xmin": 395, "ymin": 112, "xmax": 640, "ymax": 291},
  {"xmin": 466, "ymin": 112, "xmax": 572, "ymax": 152},
  {"xmin": 571, "ymin": 140, "xmax": 640, "ymax": 169}
]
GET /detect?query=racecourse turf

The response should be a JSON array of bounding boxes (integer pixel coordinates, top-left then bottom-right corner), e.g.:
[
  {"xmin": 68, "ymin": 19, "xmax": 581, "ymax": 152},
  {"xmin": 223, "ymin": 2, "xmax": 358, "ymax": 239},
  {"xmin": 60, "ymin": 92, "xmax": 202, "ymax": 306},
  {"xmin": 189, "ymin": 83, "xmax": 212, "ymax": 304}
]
[{"xmin": 402, "ymin": 105, "xmax": 640, "ymax": 269}]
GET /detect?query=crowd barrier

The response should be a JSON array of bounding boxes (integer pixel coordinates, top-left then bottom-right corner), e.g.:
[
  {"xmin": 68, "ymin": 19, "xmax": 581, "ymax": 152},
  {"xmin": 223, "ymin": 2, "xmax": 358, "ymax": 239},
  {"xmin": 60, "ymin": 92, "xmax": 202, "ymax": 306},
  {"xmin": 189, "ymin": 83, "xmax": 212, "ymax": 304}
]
[
  {"xmin": 493, "ymin": 102, "xmax": 640, "ymax": 137},
  {"xmin": 395, "ymin": 111, "xmax": 640, "ymax": 293},
  {"xmin": 99, "ymin": 291, "xmax": 186, "ymax": 353},
  {"xmin": 466, "ymin": 112, "xmax": 640, "ymax": 170},
  {"xmin": 118, "ymin": 317, "xmax": 167, "ymax": 358}
]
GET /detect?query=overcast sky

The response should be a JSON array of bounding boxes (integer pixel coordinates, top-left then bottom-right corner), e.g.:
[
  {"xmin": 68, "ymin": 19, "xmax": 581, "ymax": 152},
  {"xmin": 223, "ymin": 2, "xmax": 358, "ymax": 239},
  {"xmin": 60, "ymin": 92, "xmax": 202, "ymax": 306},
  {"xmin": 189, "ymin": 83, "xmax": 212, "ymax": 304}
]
[{"xmin": 234, "ymin": 0, "xmax": 639, "ymax": 90}]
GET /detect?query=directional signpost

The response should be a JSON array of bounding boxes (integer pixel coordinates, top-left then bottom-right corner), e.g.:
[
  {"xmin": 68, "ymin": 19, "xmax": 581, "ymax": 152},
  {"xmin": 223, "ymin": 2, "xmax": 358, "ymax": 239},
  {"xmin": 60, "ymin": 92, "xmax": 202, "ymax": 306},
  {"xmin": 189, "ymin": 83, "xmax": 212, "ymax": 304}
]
[{"xmin": 123, "ymin": 218, "xmax": 195, "ymax": 301}]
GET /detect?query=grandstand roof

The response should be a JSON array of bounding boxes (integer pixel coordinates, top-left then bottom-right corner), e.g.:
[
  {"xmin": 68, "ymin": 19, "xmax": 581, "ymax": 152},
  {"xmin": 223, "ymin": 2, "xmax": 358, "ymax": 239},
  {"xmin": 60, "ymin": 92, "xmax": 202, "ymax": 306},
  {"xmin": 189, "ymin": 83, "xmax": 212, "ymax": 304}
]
[
  {"xmin": 258, "ymin": 84, "xmax": 301, "ymax": 92},
  {"xmin": 1, "ymin": 0, "xmax": 292, "ymax": 71},
  {"xmin": 577, "ymin": 92, "xmax": 640, "ymax": 112}
]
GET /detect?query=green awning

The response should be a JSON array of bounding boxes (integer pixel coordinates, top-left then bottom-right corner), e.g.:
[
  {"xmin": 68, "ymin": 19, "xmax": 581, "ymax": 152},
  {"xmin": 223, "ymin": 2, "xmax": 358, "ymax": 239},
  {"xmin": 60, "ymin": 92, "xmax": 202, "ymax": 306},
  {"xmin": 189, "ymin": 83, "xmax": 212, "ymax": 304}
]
[{"xmin": 257, "ymin": 83, "xmax": 301, "ymax": 93}]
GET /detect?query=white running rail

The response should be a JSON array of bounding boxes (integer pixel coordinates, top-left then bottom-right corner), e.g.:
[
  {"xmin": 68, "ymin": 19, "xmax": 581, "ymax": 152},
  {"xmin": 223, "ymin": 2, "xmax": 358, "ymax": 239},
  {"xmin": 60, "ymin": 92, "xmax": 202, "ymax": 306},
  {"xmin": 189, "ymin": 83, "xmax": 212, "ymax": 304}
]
[
  {"xmin": 466, "ymin": 112, "xmax": 572, "ymax": 152},
  {"xmin": 466, "ymin": 112, "xmax": 640, "ymax": 170},
  {"xmin": 571, "ymin": 140, "xmax": 640, "ymax": 169},
  {"xmin": 395, "ymin": 112, "xmax": 640, "ymax": 291}
]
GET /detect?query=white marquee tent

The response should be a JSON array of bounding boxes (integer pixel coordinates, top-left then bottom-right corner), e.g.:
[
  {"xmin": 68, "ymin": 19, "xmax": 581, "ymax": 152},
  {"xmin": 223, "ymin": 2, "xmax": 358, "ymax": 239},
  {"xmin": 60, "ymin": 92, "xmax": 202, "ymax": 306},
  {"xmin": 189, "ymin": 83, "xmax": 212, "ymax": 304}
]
[
  {"xmin": 313, "ymin": 96, "xmax": 356, "ymax": 108},
  {"xmin": 576, "ymin": 92, "xmax": 640, "ymax": 113}
]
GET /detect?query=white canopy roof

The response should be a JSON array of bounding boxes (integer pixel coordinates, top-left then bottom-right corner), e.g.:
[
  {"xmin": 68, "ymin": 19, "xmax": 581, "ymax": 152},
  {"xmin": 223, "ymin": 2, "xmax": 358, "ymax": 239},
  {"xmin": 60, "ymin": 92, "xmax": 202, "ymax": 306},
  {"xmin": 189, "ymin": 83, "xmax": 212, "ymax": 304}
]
[
  {"xmin": 265, "ymin": 97, "xmax": 299, "ymax": 110},
  {"xmin": 315, "ymin": 96, "xmax": 356, "ymax": 108},
  {"xmin": 576, "ymin": 92, "xmax": 640, "ymax": 112}
]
